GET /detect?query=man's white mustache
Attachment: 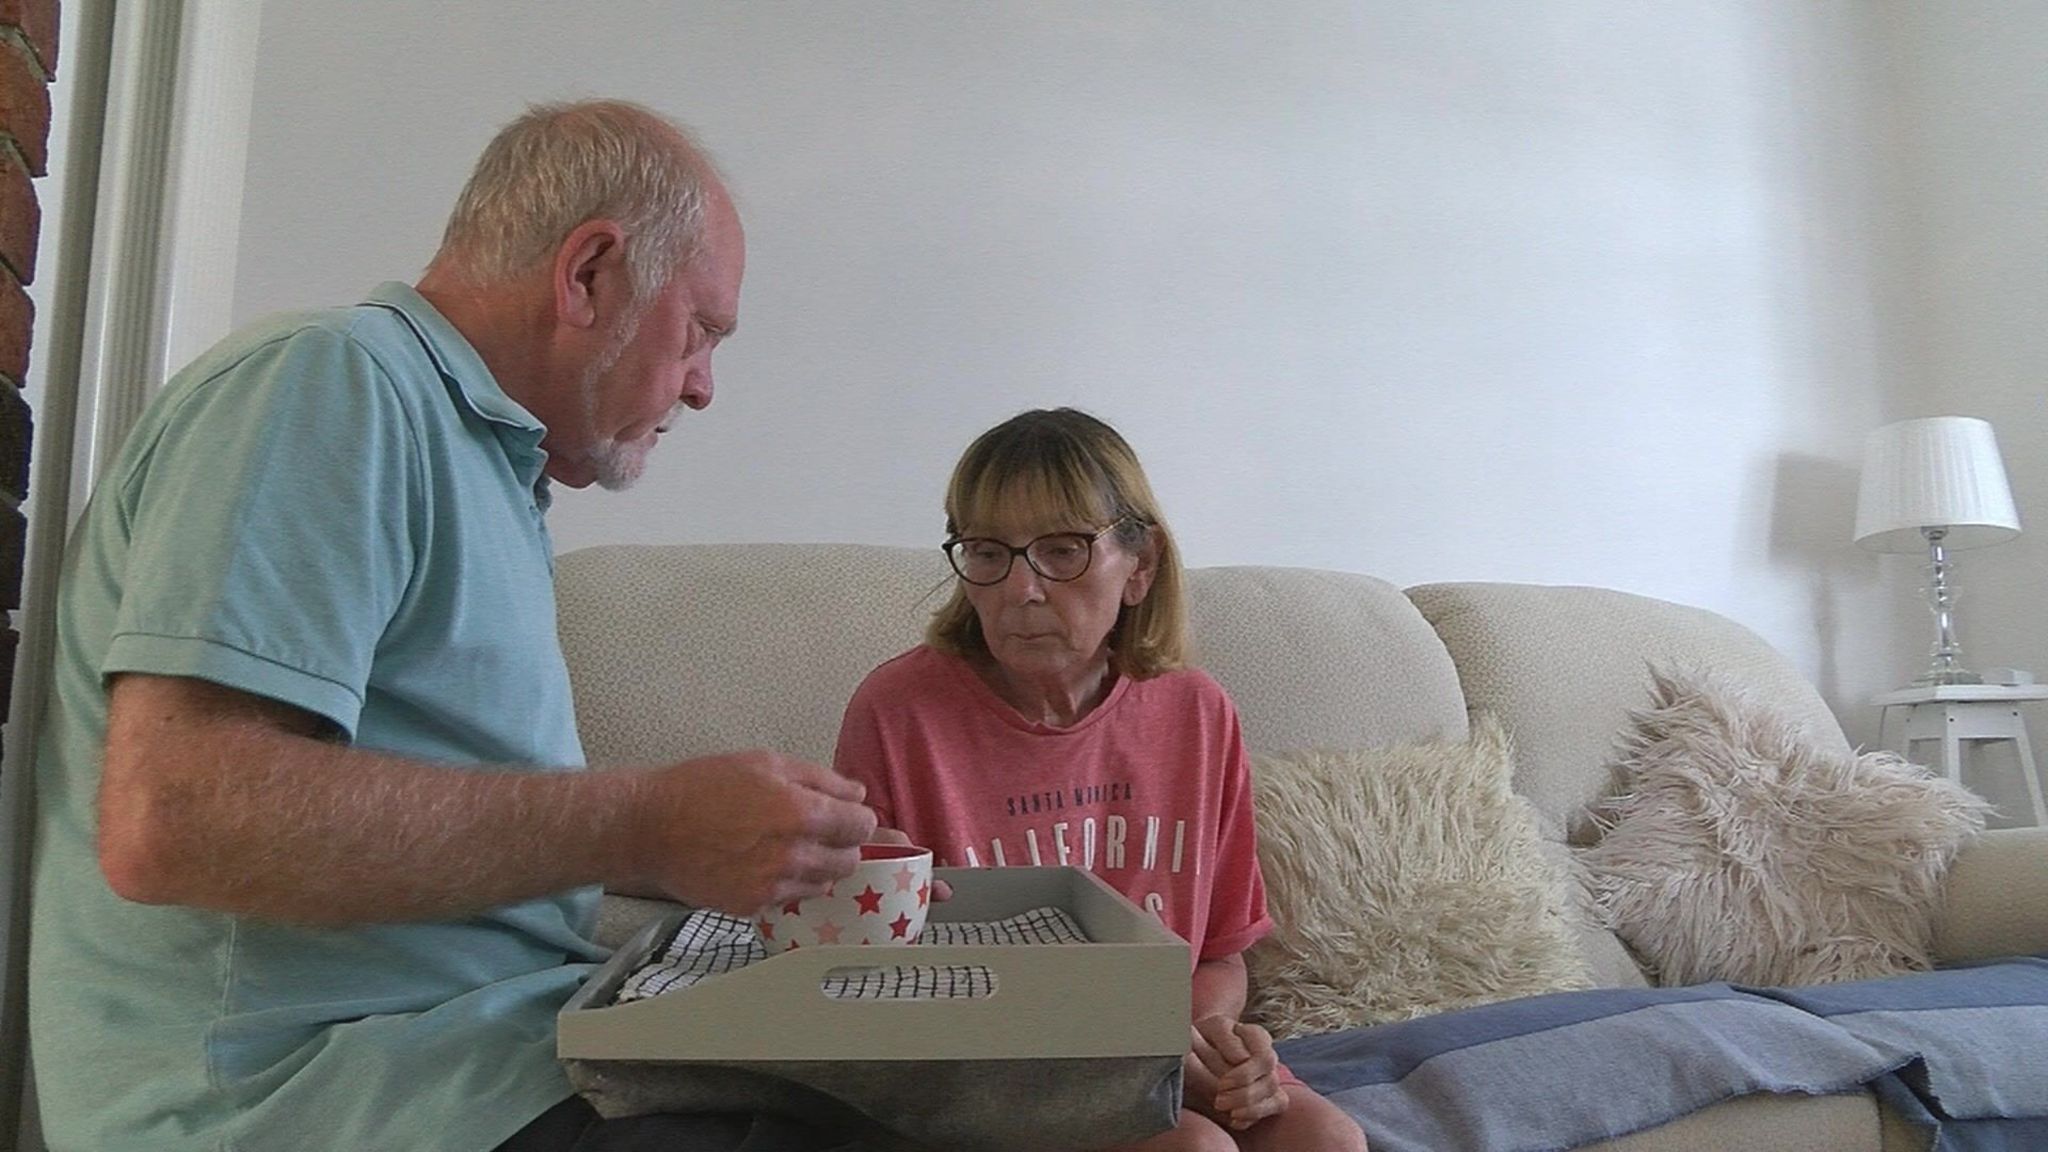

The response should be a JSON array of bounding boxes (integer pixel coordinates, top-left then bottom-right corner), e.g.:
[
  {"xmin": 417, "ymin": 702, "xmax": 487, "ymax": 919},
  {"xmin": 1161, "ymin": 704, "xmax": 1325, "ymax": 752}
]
[{"xmin": 654, "ymin": 401, "xmax": 688, "ymax": 435}]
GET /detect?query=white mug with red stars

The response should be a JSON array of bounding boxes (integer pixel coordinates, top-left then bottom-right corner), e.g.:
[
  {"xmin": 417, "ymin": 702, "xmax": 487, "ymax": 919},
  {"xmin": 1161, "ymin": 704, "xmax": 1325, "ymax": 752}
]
[{"xmin": 754, "ymin": 842, "xmax": 934, "ymax": 953}]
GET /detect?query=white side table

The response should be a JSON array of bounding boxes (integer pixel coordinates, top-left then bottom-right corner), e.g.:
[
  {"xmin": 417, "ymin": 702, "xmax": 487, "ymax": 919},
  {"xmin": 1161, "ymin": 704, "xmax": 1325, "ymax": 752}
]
[{"xmin": 1873, "ymin": 684, "xmax": 2048, "ymax": 827}]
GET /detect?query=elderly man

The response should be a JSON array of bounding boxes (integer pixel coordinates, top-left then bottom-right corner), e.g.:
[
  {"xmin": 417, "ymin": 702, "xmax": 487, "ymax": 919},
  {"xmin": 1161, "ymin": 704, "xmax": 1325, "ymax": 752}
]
[{"xmin": 28, "ymin": 100, "xmax": 883, "ymax": 1152}]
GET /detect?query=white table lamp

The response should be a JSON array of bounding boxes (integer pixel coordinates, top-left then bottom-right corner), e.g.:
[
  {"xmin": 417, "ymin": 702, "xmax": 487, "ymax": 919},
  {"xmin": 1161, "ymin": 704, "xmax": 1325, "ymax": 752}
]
[{"xmin": 1854, "ymin": 416, "xmax": 2022, "ymax": 685}]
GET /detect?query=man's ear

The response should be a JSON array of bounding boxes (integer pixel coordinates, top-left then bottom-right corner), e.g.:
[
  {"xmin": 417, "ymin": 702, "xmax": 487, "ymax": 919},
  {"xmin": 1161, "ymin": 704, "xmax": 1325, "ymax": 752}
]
[{"xmin": 552, "ymin": 219, "xmax": 630, "ymax": 332}]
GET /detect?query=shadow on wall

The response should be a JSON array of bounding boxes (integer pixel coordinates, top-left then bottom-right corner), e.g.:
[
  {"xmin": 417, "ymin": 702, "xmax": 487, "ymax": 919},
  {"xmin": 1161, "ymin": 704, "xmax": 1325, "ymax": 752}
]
[
  {"xmin": 1764, "ymin": 452, "xmax": 1918, "ymax": 743},
  {"xmin": 1767, "ymin": 453, "xmax": 1860, "ymax": 702}
]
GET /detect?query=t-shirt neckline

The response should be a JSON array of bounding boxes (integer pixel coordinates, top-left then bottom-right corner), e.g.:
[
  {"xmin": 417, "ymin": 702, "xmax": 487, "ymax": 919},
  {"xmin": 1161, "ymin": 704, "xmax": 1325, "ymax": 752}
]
[{"xmin": 934, "ymin": 645, "xmax": 1132, "ymax": 737}]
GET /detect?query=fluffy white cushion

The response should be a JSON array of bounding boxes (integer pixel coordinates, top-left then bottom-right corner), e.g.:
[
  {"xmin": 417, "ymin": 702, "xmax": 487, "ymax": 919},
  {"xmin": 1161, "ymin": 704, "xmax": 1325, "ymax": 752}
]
[
  {"xmin": 1579, "ymin": 667, "xmax": 1992, "ymax": 987},
  {"xmin": 1243, "ymin": 717, "xmax": 1593, "ymax": 1039}
]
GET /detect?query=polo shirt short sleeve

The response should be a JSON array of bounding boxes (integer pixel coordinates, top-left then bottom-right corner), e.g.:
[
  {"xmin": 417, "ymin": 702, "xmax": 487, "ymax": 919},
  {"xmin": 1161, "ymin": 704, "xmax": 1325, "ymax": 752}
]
[{"xmin": 101, "ymin": 307, "xmax": 421, "ymax": 736}]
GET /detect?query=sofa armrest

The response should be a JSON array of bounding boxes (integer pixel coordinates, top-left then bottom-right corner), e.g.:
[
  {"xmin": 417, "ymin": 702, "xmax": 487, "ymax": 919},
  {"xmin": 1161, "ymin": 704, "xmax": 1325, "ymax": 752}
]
[
  {"xmin": 1932, "ymin": 827, "xmax": 2048, "ymax": 963},
  {"xmin": 595, "ymin": 892, "xmax": 688, "ymax": 952}
]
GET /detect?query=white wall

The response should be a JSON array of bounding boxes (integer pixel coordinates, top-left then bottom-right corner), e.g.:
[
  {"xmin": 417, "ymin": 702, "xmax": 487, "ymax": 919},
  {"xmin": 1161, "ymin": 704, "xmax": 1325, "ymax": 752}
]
[
  {"xmin": 232, "ymin": 1, "xmax": 1920, "ymax": 750},
  {"xmin": 1872, "ymin": 1, "xmax": 2048, "ymax": 800}
]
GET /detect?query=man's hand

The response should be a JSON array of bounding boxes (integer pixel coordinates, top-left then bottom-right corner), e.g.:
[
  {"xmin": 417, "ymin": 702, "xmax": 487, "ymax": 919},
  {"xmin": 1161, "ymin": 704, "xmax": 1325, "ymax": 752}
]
[
  {"xmin": 625, "ymin": 753, "xmax": 877, "ymax": 914},
  {"xmin": 1187, "ymin": 1015, "xmax": 1289, "ymax": 1131}
]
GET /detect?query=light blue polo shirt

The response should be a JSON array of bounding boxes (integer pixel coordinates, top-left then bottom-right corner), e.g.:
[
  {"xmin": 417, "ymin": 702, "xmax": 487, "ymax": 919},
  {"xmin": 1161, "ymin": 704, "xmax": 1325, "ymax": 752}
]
[{"xmin": 29, "ymin": 283, "xmax": 604, "ymax": 1151}]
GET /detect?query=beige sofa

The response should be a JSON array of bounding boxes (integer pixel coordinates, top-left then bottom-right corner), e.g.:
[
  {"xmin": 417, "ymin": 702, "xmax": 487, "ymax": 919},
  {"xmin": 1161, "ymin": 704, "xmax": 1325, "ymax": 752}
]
[{"xmin": 554, "ymin": 542, "xmax": 2048, "ymax": 1152}]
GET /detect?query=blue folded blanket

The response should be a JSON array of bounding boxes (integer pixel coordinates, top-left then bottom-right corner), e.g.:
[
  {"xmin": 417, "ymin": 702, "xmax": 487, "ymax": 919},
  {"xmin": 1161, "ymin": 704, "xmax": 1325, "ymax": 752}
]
[
  {"xmin": 1274, "ymin": 957, "xmax": 2048, "ymax": 1152},
  {"xmin": 1276, "ymin": 983, "xmax": 1905, "ymax": 1152},
  {"xmin": 1740, "ymin": 957, "xmax": 2048, "ymax": 1152}
]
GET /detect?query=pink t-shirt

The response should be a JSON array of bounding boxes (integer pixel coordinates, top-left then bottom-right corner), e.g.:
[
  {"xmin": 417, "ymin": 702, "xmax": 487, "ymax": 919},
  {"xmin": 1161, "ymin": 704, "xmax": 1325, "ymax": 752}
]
[{"xmin": 832, "ymin": 644, "xmax": 1272, "ymax": 965}]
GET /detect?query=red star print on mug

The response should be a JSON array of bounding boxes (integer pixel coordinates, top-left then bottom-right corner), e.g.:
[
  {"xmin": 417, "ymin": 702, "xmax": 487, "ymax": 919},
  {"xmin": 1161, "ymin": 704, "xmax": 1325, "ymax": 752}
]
[{"xmin": 752, "ymin": 843, "xmax": 933, "ymax": 952}]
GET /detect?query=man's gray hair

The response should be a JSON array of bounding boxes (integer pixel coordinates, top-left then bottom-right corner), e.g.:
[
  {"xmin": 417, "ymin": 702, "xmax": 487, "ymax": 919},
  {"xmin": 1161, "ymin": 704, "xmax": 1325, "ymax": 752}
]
[{"xmin": 435, "ymin": 99, "xmax": 716, "ymax": 302}]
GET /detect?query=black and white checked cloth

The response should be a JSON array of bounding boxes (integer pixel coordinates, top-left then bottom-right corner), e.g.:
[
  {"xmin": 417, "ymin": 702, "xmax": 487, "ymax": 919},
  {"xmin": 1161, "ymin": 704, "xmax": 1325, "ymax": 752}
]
[{"xmin": 614, "ymin": 906, "xmax": 1091, "ymax": 1003}]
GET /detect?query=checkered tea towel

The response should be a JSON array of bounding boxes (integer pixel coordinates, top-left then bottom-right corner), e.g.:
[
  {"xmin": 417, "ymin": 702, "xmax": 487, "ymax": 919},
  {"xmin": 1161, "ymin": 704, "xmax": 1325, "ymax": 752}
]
[{"xmin": 614, "ymin": 906, "xmax": 1090, "ymax": 1003}]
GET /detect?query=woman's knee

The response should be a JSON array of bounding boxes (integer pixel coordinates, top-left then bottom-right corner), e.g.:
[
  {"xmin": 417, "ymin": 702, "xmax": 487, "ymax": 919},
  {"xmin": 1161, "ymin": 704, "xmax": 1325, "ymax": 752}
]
[
  {"xmin": 1181, "ymin": 1114, "xmax": 1240, "ymax": 1152},
  {"xmin": 1251, "ymin": 1088, "xmax": 1366, "ymax": 1152},
  {"xmin": 1097, "ymin": 1108, "xmax": 1236, "ymax": 1152}
]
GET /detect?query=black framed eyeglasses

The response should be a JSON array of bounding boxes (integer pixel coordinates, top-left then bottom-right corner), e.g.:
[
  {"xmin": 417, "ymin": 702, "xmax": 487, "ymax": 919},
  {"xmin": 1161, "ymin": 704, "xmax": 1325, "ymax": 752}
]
[{"xmin": 942, "ymin": 523, "xmax": 1121, "ymax": 586}]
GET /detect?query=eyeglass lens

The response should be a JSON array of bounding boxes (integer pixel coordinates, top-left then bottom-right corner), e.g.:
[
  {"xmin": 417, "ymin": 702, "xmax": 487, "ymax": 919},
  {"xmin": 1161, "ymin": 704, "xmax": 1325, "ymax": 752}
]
[{"xmin": 948, "ymin": 532, "xmax": 1098, "ymax": 585}]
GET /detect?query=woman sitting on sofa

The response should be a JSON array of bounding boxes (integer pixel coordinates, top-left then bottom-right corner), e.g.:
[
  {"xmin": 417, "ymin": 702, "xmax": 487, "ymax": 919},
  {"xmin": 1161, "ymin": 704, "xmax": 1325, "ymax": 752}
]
[{"xmin": 833, "ymin": 408, "xmax": 1367, "ymax": 1152}]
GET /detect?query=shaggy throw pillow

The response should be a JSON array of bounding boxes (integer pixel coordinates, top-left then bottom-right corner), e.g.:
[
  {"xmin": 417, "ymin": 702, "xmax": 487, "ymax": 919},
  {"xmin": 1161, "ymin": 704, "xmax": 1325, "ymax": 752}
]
[
  {"xmin": 1578, "ymin": 667, "xmax": 1992, "ymax": 988},
  {"xmin": 1243, "ymin": 717, "xmax": 1593, "ymax": 1039}
]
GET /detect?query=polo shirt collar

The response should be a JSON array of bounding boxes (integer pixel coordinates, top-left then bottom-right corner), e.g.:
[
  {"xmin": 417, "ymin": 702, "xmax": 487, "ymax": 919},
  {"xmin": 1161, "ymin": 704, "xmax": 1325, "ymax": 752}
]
[{"xmin": 364, "ymin": 282, "xmax": 555, "ymax": 499}]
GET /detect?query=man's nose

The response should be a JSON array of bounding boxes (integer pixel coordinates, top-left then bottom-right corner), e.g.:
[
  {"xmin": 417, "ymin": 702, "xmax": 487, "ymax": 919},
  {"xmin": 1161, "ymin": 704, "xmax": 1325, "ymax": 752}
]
[{"xmin": 681, "ymin": 363, "xmax": 713, "ymax": 410}]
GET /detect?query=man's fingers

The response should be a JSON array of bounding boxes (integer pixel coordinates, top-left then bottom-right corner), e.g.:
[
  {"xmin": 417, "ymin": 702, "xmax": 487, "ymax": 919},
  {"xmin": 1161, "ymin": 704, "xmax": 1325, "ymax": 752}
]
[
  {"xmin": 783, "ymin": 758, "xmax": 868, "ymax": 803},
  {"xmin": 794, "ymin": 789, "xmax": 879, "ymax": 848},
  {"xmin": 767, "ymin": 849, "xmax": 857, "ymax": 908},
  {"xmin": 793, "ymin": 841, "xmax": 862, "ymax": 885},
  {"xmin": 767, "ymin": 876, "xmax": 826, "ymax": 910},
  {"xmin": 646, "ymin": 754, "xmax": 883, "ymax": 914}
]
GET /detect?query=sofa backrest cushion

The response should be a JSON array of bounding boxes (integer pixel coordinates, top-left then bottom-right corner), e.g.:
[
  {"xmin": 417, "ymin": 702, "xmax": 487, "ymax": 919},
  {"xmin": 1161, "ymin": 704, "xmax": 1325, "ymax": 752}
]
[
  {"xmin": 557, "ymin": 543, "xmax": 948, "ymax": 767},
  {"xmin": 1186, "ymin": 566, "xmax": 1467, "ymax": 753},
  {"xmin": 554, "ymin": 546, "xmax": 1470, "ymax": 772},
  {"xmin": 1406, "ymin": 582, "xmax": 1852, "ymax": 843}
]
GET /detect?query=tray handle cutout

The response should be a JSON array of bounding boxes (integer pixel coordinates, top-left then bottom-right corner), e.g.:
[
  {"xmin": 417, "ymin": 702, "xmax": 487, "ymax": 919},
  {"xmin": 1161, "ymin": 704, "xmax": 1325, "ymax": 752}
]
[{"xmin": 819, "ymin": 963, "xmax": 1000, "ymax": 1001}]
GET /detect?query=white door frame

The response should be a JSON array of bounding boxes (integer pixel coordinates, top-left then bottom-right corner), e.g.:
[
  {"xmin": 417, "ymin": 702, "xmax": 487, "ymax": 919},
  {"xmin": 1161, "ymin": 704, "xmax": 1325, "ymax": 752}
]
[{"xmin": 0, "ymin": 1, "xmax": 262, "ymax": 1145}]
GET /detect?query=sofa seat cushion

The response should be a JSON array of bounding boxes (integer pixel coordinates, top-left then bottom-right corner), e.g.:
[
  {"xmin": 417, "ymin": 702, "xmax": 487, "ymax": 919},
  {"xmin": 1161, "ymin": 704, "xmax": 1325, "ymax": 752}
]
[
  {"xmin": 1584, "ymin": 1093, "xmax": 1878, "ymax": 1152},
  {"xmin": 1933, "ymin": 826, "xmax": 2048, "ymax": 964},
  {"xmin": 1243, "ymin": 718, "xmax": 1593, "ymax": 1037}
]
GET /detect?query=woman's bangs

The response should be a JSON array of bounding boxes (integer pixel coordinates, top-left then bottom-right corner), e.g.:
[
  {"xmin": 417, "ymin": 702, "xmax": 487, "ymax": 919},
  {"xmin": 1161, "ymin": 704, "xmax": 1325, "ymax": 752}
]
[{"xmin": 953, "ymin": 455, "xmax": 1111, "ymax": 538}]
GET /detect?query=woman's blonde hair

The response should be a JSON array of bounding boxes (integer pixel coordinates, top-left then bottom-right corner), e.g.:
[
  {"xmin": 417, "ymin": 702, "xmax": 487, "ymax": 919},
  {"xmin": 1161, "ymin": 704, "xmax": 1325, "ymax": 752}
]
[{"xmin": 926, "ymin": 408, "xmax": 1187, "ymax": 679}]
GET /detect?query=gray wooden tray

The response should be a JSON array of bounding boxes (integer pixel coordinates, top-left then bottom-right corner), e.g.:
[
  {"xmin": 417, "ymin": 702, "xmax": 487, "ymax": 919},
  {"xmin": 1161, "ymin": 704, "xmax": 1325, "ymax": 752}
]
[{"xmin": 560, "ymin": 865, "xmax": 1190, "ymax": 1062}]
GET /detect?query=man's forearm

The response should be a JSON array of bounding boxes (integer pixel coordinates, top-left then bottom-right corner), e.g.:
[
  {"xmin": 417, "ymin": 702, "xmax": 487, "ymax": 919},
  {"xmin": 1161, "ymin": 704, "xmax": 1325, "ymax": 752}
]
[{"xmin": 99, "ymin": 676, "xmax": 646, "ymax": 924}]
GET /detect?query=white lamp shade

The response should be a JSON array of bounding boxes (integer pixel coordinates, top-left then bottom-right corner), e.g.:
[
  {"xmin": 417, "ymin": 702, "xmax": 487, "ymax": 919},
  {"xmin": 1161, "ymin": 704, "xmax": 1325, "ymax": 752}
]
[{"xmin": 1854, "ymin": 416, "xmax": 2021, "ymax": 552}]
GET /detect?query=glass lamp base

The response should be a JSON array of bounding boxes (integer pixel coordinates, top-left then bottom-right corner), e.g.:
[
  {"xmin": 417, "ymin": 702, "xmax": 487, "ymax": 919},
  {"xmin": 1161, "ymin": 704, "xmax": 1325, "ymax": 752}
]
[{"xmin": 1914, "ymin": 528, "xmax": 1981, "ymax": 688}]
